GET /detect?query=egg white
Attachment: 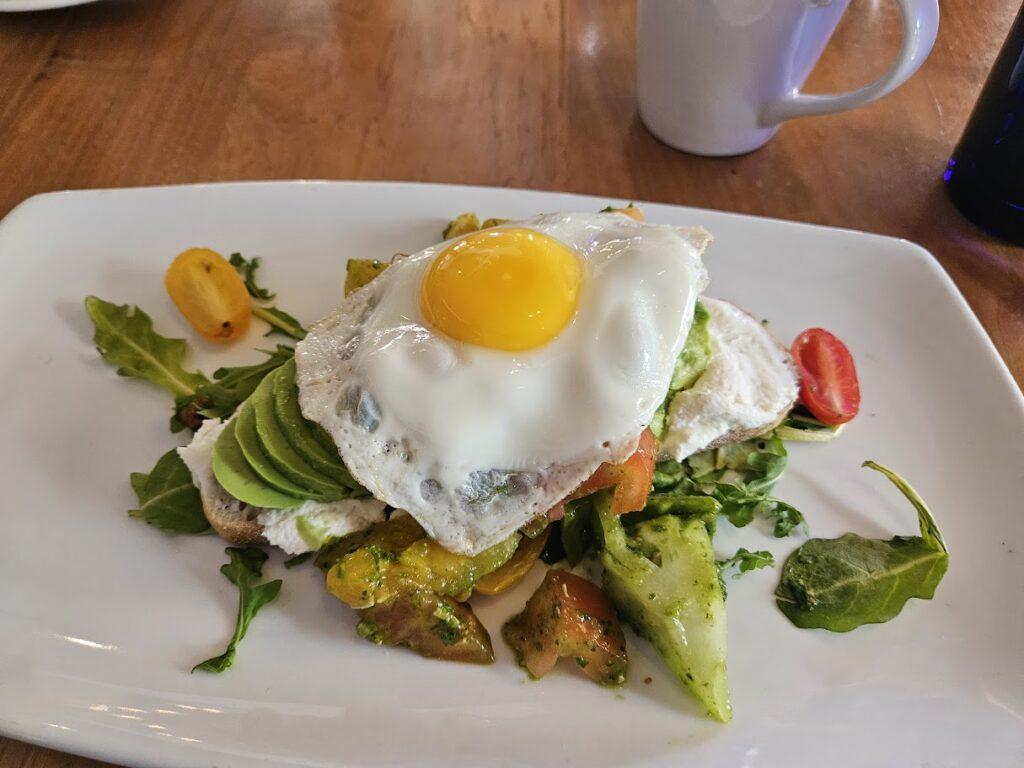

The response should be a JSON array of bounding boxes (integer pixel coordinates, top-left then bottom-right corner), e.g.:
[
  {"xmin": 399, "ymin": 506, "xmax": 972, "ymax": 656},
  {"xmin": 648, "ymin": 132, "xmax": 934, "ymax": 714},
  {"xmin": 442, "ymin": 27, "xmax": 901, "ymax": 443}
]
[{"xmin": 296, "ymin": 212, "xmax": 710, "ymax": 555}]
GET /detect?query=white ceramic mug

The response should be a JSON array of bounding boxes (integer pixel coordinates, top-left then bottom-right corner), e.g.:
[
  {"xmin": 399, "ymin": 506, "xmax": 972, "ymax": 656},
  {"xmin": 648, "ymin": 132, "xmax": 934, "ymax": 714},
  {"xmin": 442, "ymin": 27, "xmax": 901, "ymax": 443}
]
[{"xmin": 637, "ymin": 0, "xmax": 940, "ymax": 156}]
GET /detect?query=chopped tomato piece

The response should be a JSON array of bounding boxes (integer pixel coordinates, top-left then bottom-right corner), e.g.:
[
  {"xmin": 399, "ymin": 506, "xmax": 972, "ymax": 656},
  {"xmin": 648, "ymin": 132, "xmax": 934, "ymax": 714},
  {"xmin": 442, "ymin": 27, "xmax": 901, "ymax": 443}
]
[
  {"xmin": 502, "ymin": 569, "xmax": 628, "ymax": 686},
  {"xmin": 549, "ymin": 428, "xmax": 656, "ymax": 520},
  {"xmin": 791, "ymin": 328, "xmax": 861, "ymax": 425},
  {"xmin": 357, "ymin": 590, "xmax": 493, "ymax": 664}
]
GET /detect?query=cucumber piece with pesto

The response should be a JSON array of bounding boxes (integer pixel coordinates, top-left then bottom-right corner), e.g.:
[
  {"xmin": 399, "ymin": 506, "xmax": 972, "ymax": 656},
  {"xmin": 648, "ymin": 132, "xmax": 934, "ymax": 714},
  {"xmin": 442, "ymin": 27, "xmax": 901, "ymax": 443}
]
[{"xmin": 596, "ymin": 491, "xmax": 731, "ymax": 722}]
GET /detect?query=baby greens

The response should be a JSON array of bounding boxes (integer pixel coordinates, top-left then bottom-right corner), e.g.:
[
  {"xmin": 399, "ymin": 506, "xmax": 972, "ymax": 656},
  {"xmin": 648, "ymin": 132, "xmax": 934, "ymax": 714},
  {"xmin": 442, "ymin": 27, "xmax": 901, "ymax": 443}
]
[
  {"xmin": 775, "ymin": 461, "xmax": 948, "ymax": 633},
  {"xmin": 193, "ymin": 547, "xmax": 283, "ymax": 673},
  {"xmin": 653, "ymin": 433, "xmax": 807, "ymax": 537},
  {"xmin": 129, "ymin": 449, "xmax": 210, "ymax": 533}
]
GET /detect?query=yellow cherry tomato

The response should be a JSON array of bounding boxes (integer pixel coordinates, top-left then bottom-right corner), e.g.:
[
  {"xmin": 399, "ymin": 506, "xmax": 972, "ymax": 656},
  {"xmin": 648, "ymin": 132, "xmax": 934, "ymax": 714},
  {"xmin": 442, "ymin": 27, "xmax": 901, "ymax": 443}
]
[
  {"xmin": 165, "ymin": 248, "xmax": 251, "ymax": 343},
  {"xmin": 475, "ymin": 526, "xmax": 551, "ymax": 596}
]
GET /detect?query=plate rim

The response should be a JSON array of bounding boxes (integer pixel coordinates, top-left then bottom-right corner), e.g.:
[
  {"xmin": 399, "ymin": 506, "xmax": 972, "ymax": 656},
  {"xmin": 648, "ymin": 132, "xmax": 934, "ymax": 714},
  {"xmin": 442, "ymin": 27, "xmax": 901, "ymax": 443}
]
[{"xmin": 1, "ymin": 180, "xmax": 1022, "ymax": 768}]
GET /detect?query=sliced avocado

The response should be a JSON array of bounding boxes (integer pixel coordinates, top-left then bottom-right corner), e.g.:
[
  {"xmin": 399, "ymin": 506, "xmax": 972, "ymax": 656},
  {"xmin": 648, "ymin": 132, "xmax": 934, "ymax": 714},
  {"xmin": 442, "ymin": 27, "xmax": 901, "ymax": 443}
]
[
  {"xmin": 273, "ymin": 358, "xmax": 359, "ymax": 489},
  {"xmin": 235, "ymin": 399, "xmax": 328, "ymax": 501},
  {"xmin": 211, "ymin": 418, "xmax": 302, "ymax": 509},
  {"xmin": 252, "ymin": 370, "xmax": 347, "ymax": 500}
]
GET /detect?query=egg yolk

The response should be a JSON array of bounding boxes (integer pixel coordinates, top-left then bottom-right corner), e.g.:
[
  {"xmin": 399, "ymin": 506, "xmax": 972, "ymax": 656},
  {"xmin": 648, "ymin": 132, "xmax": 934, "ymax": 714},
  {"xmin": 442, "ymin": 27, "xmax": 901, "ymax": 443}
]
[{"xmin": 420, "ymin": 228, "xmax": 583, "ymax": 352}]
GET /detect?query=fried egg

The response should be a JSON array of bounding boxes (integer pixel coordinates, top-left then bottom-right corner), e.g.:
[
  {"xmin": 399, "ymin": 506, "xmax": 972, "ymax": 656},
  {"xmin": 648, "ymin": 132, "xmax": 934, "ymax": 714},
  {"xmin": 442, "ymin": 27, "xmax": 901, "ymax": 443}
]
[
  {"xmin": 659, "ymin": 298, "xmax": 799, "ymax": 460},
  {"xmin": 296, "ymin": 212, "xmax": 710, "ymax": 555}
]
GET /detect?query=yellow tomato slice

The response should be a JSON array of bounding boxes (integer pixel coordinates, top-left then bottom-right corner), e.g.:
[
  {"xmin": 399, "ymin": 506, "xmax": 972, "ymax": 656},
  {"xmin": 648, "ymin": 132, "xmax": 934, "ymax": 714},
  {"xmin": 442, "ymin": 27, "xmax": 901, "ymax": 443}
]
[{"xmin": 165, "ymin": 248, "xmax": 251, "ymax": 343}]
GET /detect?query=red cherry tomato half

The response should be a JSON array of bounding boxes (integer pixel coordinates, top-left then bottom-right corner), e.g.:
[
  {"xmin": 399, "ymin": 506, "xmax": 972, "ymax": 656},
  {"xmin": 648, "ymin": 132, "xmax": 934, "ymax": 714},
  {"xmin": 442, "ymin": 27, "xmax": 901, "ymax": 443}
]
[{"xmin": 791, "ymin": 328, "xmax": 861, "ymax": 425}]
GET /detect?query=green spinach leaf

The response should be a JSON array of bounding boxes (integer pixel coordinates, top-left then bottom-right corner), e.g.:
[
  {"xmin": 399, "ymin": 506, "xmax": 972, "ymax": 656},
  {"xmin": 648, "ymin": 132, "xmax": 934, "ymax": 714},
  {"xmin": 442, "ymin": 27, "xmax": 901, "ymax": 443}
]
[
  {"xmin": 774, "ymin": 461, "xmax": 948, "ymax": 632},
  {"xmin": 193, "ymin": 548, "xmax": 283, "ymax": 673},
  {"xmin": 129, "ymin": 449, "xmax": 210, "ymax": 533},
  {"xmin": 229, "ymin": 252, "xmax": 276, "ymax": 300},
  {"xmin": 85, "ymin": 296, "xmax": 209, "ymax": 399}
]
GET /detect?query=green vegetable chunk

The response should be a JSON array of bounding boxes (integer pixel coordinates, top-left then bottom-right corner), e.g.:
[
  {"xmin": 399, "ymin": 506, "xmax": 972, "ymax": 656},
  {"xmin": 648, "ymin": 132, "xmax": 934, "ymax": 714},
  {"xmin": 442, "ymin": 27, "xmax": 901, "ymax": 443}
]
[
  {"xmin": 597, "ymin": 492, "xmax": 731, "ymax": 722},
  {"xmin": 775, "ymin": 461, "xmax": 948, "ymax": 633},
  {"xmin": 344, "ymin": 259, "xmax": 390, "ymax": 296},
  {"xmin": 441, "ymin": 212, "xmax": 481, "ymax": 240},
  {"xmin": 193, "ymin": 547, "xmax": 283, "ymax": 673},
  {"xmin": 85, "ymin": 295, "xmax": 209, "ymax": 399},
  {"xmin": 357, "ymin": 590, "xmax": 494, "ymax": 664},
  {"xmin": 129, "ymin": 449, "xmax": 210, "ymax": 533}
]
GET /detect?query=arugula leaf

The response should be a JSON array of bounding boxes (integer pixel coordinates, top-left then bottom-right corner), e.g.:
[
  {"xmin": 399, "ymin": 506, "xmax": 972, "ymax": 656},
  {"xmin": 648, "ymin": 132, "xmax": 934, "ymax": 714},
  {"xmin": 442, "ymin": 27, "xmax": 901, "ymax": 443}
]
[
  {"xmin": 653, "ymin": 433, "xmax": 807, "ymax": 537},
  {"xmin": 129, "ymin": 449, "xmax": 210, "ymax": 533},
  {"xmin": 193, "ymin": 548, "xmax": 283, "ymax": 673},
  {"xmin": 85, "ymin": 297, "xmax": 209, "ymax": 399},
  {"xmin": 229, "ymin": 252, "xmax": 275, "ymax": 300},
  {"xmin": 717, "ymin": 548, "xmax": 775, "ymax": 598},
  {"xmin": 774, "ymin": 461, "xmax": 948, "ymax": 633},
  {"xmin": 718, "ymin": 548, "xmax": 774, "ymax": 576},
  {"xmin": 253, "ymin": 305, "xmax": 306, "ymax": 341},
  {"xmin": 175, "ymin": 345, "xmax": 294, "ymax": 430}
]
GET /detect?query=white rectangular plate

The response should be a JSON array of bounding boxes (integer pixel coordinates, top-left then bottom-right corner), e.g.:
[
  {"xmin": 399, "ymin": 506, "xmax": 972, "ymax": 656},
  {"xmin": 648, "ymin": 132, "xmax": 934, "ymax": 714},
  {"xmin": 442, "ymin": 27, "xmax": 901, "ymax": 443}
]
[{"xmin": 1, "ymin": 182, "xmax": 1022, "ymax": 768}]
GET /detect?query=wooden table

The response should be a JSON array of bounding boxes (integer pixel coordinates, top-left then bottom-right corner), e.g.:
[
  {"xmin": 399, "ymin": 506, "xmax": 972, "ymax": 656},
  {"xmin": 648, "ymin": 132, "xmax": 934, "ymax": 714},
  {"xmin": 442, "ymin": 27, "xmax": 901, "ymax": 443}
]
[{"xmin": 1, "ymin": 1, "xmax": 1021, "ymax": 766}]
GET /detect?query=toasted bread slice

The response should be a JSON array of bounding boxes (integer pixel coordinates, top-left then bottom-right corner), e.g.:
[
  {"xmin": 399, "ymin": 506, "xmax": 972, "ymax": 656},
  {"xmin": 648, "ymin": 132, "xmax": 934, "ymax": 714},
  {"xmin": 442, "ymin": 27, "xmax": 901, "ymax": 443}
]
[
  {"xmin": 658, "ymin": 298, "xmax": 798, "ymax": 461},
  {"xmin": 178, "ymin": 418, "xmax": 388, "ymax": 552}
]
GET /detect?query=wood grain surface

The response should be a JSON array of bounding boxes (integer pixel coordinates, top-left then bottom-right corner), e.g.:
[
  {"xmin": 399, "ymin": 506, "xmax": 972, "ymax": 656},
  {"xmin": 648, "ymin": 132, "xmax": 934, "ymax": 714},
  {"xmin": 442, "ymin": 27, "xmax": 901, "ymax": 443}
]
[{"xmin": 1, "ymin": 1, "xmax": 1022, "ymax": 766}]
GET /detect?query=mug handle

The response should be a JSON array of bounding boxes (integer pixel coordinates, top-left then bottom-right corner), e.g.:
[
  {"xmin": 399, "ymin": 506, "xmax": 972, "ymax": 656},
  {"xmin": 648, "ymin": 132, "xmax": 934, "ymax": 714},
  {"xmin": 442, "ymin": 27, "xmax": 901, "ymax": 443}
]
[{"xmin": 761, "ymin": 0, "xmax": 940, "ymax": 125}]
